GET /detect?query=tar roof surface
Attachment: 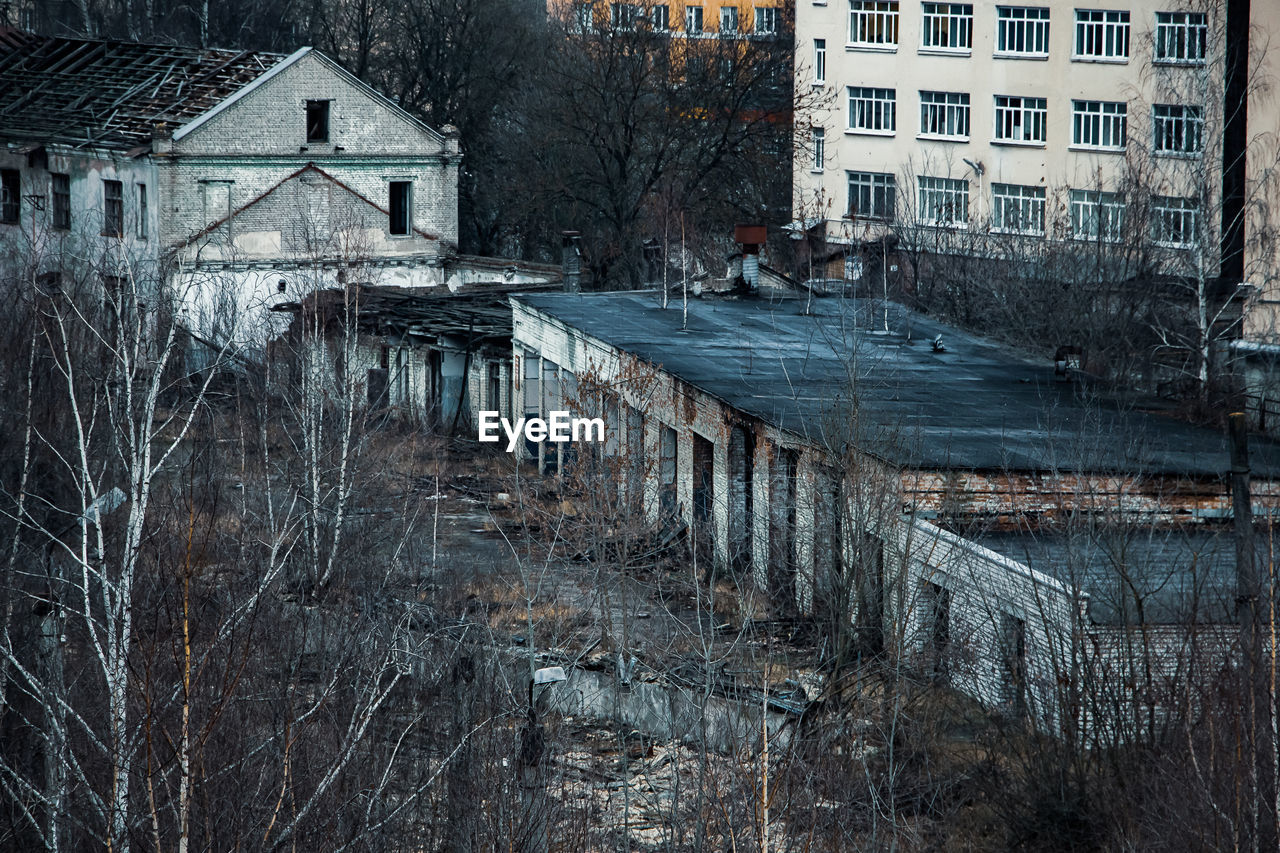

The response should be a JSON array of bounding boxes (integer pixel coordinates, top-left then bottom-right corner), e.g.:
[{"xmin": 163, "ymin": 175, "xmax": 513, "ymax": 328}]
[
  {"xmin": 0, "ymin": 29, "xmax": 284, "ymax": 150},
  {"xmin": 514, "ymin": 291, "xmax": 1280, "ymax": 478}
]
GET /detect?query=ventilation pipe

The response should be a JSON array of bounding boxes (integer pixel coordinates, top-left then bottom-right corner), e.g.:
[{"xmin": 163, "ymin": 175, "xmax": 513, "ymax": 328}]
[{"xmin": 735, "ymin": 224, "xmax": 766, "ymax": 291}]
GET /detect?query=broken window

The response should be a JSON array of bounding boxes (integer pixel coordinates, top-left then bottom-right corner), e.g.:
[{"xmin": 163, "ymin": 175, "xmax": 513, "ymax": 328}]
[
  {"xmin": 51, "ymin": 173, "xmax": 70, "ymax": 229},
  {"xmin": 306, "ymin": 100, "xmax": 330, "ymax": 143},
  {"xmin": 925, "ymin": 581, "xmax": 951, "ymax": 681},
  {"xmin": 1, "ymin": 169, "xmax": 19, "ymax": 224},
  {"xmin": 727, "ymin": 426, "xmax": 754, "ymax": 572},
  {"xmin": 389, "ymin": 181, "xmax": 411, "ymax": 235},
  {"xmin": 102, "ymin": 179, "xmax": 123, "ymax": 237},
  {"xmin": 659, "ymin": 425, "xmax": 678, "ymax": 516},
  {"xmin": 488, "ymin": 362, "xmax": 503, "ymax": 419},
  {"xmin": 137, "ymin": 183, "xmax": 147, "ymax": 238}
]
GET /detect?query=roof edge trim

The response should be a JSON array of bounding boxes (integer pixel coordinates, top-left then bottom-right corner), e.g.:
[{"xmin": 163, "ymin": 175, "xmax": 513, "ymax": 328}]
[{"xmin": 173, "ymin": 46, "xmax": 312, "ymax": 141}]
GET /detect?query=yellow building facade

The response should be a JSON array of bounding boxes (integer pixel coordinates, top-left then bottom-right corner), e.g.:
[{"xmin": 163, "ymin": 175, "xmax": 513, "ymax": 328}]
[{"xmin": 548, "ymin": 1, "xmax": 786, "ymax": 38}]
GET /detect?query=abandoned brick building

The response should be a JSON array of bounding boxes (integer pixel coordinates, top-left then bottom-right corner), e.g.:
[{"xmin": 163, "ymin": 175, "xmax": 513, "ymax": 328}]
[
  {"xmin": 0, "ymin": 28, "xmax": 556, "ymax": 357},
  {"xmin": 511, "ymin": 289, "xmax": 1280, "ymax": 733}
]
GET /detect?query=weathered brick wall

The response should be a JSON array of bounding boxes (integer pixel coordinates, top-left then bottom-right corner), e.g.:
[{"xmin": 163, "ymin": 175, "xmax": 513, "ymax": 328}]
[{"xmin": 160, "ymin": 50, "xmax": 458, "ymax": 252}]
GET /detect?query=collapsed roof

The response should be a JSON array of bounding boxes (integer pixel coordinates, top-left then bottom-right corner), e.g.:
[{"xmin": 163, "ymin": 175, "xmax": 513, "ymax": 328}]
[{"xmin": 0, "ymin": 27, "xmax": 285, "ymax": 150}]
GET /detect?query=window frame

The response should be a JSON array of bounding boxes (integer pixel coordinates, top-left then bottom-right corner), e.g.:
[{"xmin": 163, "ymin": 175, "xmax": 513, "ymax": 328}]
[
  {"xmin": 719, "ymin": 5, "xmax": 738, "ymax": 33},
  {"xmin": 847, "ymin": 170, "xmax": 897, "ymax": 221},
  {"xmin": 921, "ymin": 2, "xmax": 973, "ymax": 53},
  {"xmin": 1073, "ymin": 8, "xmax": 1130, "ymax": 61},
  {"xmin": 652, "ymin": 4, "xmax": 670, "ymax": 30},
  {"xmin": 305, "ymin": 99, "xmax": 331, "ymax": 143},
  {"xmin": 848, "ymin": 0, "xmax": 900, "ymax": 49},
  {"xmin": 1151, "ymin": 195, "xmax": 1199, "ymax": 248},
  {"xmin": 1154, "ymin": 11, "xmax": 1207, "ymax": 65},
  {"xmin": 0, "ymin": 169, "xmax": 18, "ymax": 225},
  {"xmin": 51, "ymin": 172, "xmax": 70, "ymax": 230},
  {"xmin": 993, "ymin": 95, "xmax": 1047, "ymax": 145},
  {"xmin": 811, "ymin": 126, "xmax": 826, "ymax": 172},
  {"xmin": 1071, "ymin": 99, "xmax": 1127, "ymax": 151},
  {"xmin": 814, "ymin": 38, "xmax": 827, "ymax": 82},
  {"xmin": 685, "ymin": 4, "xmax": 703, "ymax": 33},
  {"xmin": 137, "ymin": 182, "xmax": 148, "ymax": 239},
  {"xmin": 919, "ymin": 90, "xmax": 970, "ymax": 140},
  {"xmin": 847, "ymin": 85, "xmax": 897, "ymax": 134},
  {"xmin": 1152, "ymin": 103, "xmax": 1204, "ymax": 155},
  {"xmin": 995, "ymin": 6, "xmax": 1050, "ymax": 57},
  {"xmin": 389, "ymin": 180, "xmax": 412, "ymax": 236},
  {"xmin": 1069, "ymin": 189, "xmax": 1125, "ymax": 241},
  {"xmin": 917, "ymin": 175, "xmax": 970, "ymax": 227},
  {"xmin": 103, "ymin": 179, "xmax": 123, "ymax": 237},
  {"xmin": 754, "ymin": 6, "xmax": 780, "ymax": 34},
  {"xmin": 991, "ymin": 182, "xmax": 1046, "ymax": 235}
]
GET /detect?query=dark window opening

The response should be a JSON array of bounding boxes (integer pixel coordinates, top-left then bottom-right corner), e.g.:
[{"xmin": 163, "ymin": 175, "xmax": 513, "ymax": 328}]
[
  {"xmin": 626, "ymin": 406, "xmax": 645, "ymax": 509},
  {"xmin": 1001, "ymin": 613, "xmax": 1028, "ymax": 716},
  {"xmin": 926, "ymin": 582, "xmax": 951, "ymax": 682},
  {"xmin": 856, "ymin": 533, "xmax": 885, "ymax": 655},
  {"xmin": 488, "ymin": 362, "xmax": 502, "ymax": 419},
  {"xmin": 51, "ymin": 173, "xmax": 70, "ymax": 230},
  {"xmin": 389, "ymin": 181, "xmax": 411, "ymax": 235},
  {"xmin": 137, "ymin": 183, "xmax": 148, "ymax": 238},
  {"xmin": 1, "ymin": 169, "xmax": 19, "ymax": 224},
  {"xmin": 659, "ymin": 425, "xmax": 678, "ymax": 516},
  {"xmin": 103, "ymin": 179, "xmax": 123, "ymax": 237},
  {"xmin": 427, "ymin": 349, "xmax": 443, "ymax": 423},
  {"xmin": 306, "ymin": 100, "xmax": 330, "ymax": 143},
  {"xmin": 692, "ymin": 432, "xmax": 716, "ymax": 566}
]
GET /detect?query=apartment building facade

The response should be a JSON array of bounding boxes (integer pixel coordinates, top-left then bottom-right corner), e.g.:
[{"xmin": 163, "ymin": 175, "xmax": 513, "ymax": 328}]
[
  {"xmin": 793, "ymin": 1, "xmax": 1278, "ymax": 292},
  {"xmin": 553, "ymin": 0, "xmax": 787, "ymax": 36}
]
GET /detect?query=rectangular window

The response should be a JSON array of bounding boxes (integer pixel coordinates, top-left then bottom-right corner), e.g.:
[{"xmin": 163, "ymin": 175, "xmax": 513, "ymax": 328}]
[
  {"xmin": 918, "ymin": 176, "xmax": 969, "ymax": 226},
  {"xmin": 992, "ymin": 182, "xmax": 1045, "ymax": 234},
  {"xmin": 1074, "ymin": 9, "xmax": 1129, "ymax": 60},
  {"xmin": 103, "ymin": 179, "xmax": 123, "ymax": 237},
  {"xmin": 573, "ymin": 3, "xmax": 595, "ymax": 32},
  {"xmin": 1153, "ymin": 103, "xmax": 1203, "ymax": 154},
  {"xmin": 848, "ymin": 86, "xmax": 896, "ymax": 132},
  {"xmin": 1155, "ymin": 11, "xmax": 1206, "ymax": 64},
  {"xmin": 812, "ymin": 127, "xmax": 825, "ymax": 170},
  {"xmin": 686, "ymin": 5, "xmax": 703, "ymax": 33},
  {"xmin": 993, "ymin": 95, "xmax": 1047, "ymax": 143},
  {"xmin": 849, "ymin": 1, "xmax": 899, "ymax": 47},
  {"xmin": 847, "ymin": 171, "xmax": 896, "ymax": 220},
  {"xmin": 611, "ymin": 3, "xmax": 639, "ymax": 29},
  {"xmin": 1151, "ymin": 195, "xmax": 1198, "ymax": 247},
  {"xmin": 996, "ymin": 6, "xmax": 1050, "ymax": 56},
  {"xmin": 137, "ymin": 183, "xmax": 148, "ymax": 239},
  {"xmin": 1000, "ymin": 614, "xmax": 1027, "ymax": 715},
  {"xmin": 306, "ymin": 100, "xmax": 330, "ymax": 143},
  {"xmin": 814, "ymin": 38, "xmax": 827, "ymax": 82},
  {"xmin": 720, "ymin": 6, "xmax": 738, "ymax": 32},
  {"xmin": 389, "ymin": 181, "xmax": 411, "ymax": 235},
  {"xmin": 921, "ymin": 3, "xmax": 972, "ymax": 50},
  {"xmin": 919, "ymin": 90, "xmax": 970, "ymax": 139},
  {"xmin": 0, "ymin": 169, "xmax": 18, "ymax": 224},
  {"xmin": 1072, "ymin": 99, "xmax": 1127, "ymax": 149},
  {"xmin": 652, "ymin": 4, "xmax": 669, "ymax": 29},
  {"xmin": 51, "ymin": 173, "xmax": 70, "ymax": 230},
  {"xmin": 754, "ymin": 7, "xmax": 780, "ymax": 33},
  {"xmin": 1069, "ymin": 189, "xmax": 1124, "ymax": 240}
]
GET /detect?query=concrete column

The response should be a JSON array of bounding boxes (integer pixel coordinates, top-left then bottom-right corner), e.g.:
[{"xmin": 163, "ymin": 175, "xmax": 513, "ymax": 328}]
[{"xmin": 752, "ymin": 437, "xmax": 771, "ymax": 592}]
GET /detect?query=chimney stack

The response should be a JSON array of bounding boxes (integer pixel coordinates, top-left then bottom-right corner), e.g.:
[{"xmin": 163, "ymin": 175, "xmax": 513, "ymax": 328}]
[
  {"xmin": 734, "ymin": 224, "xmax": 766, "ymax": 291},
  {"xmin": 562, "ymin": 231, "xmax": 582, "ymax": 292}
]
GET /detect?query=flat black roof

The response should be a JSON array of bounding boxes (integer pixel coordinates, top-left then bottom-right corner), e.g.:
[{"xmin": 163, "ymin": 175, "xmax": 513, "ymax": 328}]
[{"xmin": 513, "ymin": 291, "xmax": 1280, "ymax": 478}]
